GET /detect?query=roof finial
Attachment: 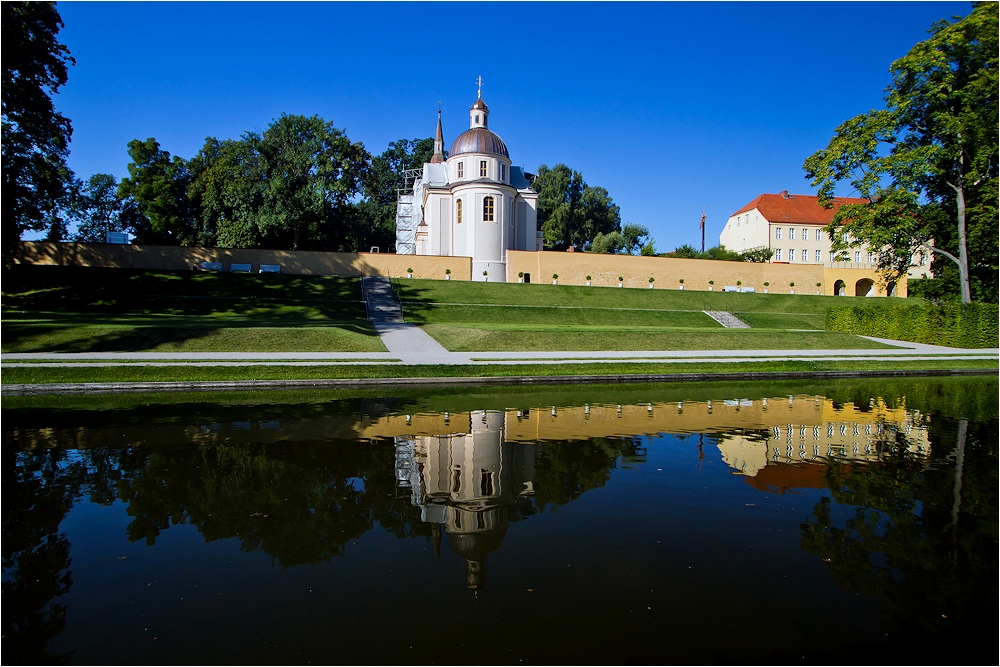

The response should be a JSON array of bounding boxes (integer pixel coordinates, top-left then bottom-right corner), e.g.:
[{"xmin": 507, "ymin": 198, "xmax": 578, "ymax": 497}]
[{"xmin": 476, "ymin": 75, "xmax": 483, "ymax": 98}]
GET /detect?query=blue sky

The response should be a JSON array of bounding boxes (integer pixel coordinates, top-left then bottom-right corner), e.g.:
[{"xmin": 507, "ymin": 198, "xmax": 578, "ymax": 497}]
[{"xmin": 53, "ymin": 1, "xmax": 970, "ymax": 250}]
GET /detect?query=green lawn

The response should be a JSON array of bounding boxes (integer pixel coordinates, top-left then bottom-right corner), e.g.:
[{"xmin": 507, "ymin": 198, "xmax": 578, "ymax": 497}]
[
  {"xmin": 2, "ymin": 266, "xmax": 382, "ymax": 353},
  {"xmin": 394, "ymin": 278, "xmax": 904, "ymax": 314},
  {"xmin": 420, "ymin": 324, "xmax": 897, "ymax": 352},
  {"xmin": 2, "ymin": 359, "xmax": 993, "ymax": 386}
]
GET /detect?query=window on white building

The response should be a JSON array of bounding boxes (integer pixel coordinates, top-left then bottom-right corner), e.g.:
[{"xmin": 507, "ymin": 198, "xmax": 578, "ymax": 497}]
[
  {"xmin": 789, "ymin": 228, "xmax": 795, "ymax": 240},
  {"xmin": 480, "ymin": 160, "xmax": 487, "ymax": 178},
  {"xmin": 775, "ymin": 227, "xmax": 782, "ymax": 239},
  {"xmin": 500, "ymin": 164, "xmax": 506, "ymax": 182},
  {"xmin": 737, "ymin": 216, "xmax": 741, "ymax": 227},
  {"xmin": 775, "ymin": 249, "xmax": 782, "ymax": 261},
  {"xmin": 802, "ymin": 229, "xmax": 808, "ymax": 240},
  {"xmin": 802, "ymin": 249, "xmax": 808, "ymax": 262},
  {"xmin": 789, "ymin": 248, "xmax": 795, "ymax": 261},
  {"xmin": 483, "ymin": 196, "xmax": 494, "ymax": 221},
  {"xmin": 867, "ymin": 252, "xmax": 874, "ymax": 263},
  {"xmin": 855, "ymin": 251, "xmax": 861, "ymax": 262},
  {"xmin": 457, "ymin": 162, "xmax": 464, "ymax": 178},
  {"xmin": 815, "ymin": 250, "xmax": 821, "ymax": 262},
  {"xmin": 456, "ymin": 199, "xmax": 463, "ymax": 224},
  {"xmin": 815, "ymin": 229, "xmax": 822, "ymax": 241}
]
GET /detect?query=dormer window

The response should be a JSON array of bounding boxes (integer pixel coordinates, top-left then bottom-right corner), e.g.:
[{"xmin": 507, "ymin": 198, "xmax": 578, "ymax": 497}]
[
  {"xmin": 480, "ymin": 160, "xmax": 487, "ymax": 177},
  {"xmin": 457, "ymin": 162, "xmax": 464, "ymax": 178},
  {"xmin": 483, "ymin": 196, "xmax": 494, "ymax": 221}
]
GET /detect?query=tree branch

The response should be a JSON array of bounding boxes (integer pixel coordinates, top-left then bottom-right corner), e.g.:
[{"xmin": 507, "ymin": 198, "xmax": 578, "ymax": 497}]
[{"xmin": 920, "ymin": 241, "xmax": 962, "ymax": 267}]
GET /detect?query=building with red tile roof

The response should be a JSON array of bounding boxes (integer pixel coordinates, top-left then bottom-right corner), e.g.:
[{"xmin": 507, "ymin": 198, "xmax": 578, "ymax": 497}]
[{"xmin": 720, "ymin": 191, "xmax": 931, "ymax": 292}]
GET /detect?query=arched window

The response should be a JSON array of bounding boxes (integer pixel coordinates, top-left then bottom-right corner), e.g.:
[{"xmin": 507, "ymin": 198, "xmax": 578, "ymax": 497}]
[
  {"xmin": 483, "ymin": 196, "xmax": 494, "ymax": 222},
  {"xmin": 456, "ymin": 199, "xmax": 463, "ymax": 224}
]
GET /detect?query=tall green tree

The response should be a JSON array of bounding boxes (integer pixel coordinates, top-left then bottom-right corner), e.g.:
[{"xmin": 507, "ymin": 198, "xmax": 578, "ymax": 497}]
[
  {"xmin": 533, "ymin": 163, "xmax": 621, "ymax": 250},
  {"xmin": 591, "ymin": 222, "xmax": 652, "ymax": 255},
  {"xmin": 118, "ymin": 138, "xmax": 202, "ymax": 245},
  {"xmin": 191, "ymin": 115, "xmax": 368, "ymax": 250},
  {"xmin": 69, "ymin": 173, "xmax": 139, "ymax": 243},
  {"xmin": 804, "ymin": 3, "xmax": 998, "ymax": 304},
  {"xmin": 2, "ymin": 1, "xmax": 75, "ymax": 266}
]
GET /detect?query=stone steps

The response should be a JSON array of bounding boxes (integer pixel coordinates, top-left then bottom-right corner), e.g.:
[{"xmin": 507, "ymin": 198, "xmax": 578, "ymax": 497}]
[
  {"xmin": 704, "ymin": 310, "xmax": 750, "ymax": 329},
  {"xmin": 362, "ymin": 277, "xmax": 403, "ymax": 323}
]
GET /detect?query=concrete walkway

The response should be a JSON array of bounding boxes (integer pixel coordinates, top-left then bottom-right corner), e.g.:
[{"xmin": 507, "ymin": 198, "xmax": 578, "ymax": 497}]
[{"xmin": 2, "ymin": 336, "xmax": 996, "ymax": 367}]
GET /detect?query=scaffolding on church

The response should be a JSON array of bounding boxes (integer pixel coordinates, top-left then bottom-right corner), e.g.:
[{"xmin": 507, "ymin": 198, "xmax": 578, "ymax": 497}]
[{"xmin": 395, "ymin": 168, "xmax": 422, "ymax": 255}]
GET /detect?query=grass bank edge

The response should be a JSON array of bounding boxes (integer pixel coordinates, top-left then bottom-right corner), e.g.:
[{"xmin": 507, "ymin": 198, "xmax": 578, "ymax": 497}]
[{"xmin": 3, "ymin": 359, "xmax": 996, "ymax": 386}]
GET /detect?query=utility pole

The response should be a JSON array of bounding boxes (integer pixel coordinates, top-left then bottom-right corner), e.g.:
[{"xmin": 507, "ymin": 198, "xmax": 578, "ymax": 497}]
[{"xmin": 700, "ymin": 206, "xmax": 706, "ymax": 253}]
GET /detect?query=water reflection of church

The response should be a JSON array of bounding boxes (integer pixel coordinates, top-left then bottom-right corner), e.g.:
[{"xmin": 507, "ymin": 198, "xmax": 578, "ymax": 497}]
[{"xmin": 394, "ymin": 411, "xmax": 536, "ymax": 589}]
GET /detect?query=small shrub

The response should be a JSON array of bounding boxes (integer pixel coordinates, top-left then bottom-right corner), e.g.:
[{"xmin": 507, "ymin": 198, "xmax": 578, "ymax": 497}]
[
  {"xmin": 618, "ymin": 276, "xmax": 623, "ymax": 282},
  {"xmin": 649, "ymin": 277, "xmax": 655, "ymax": 283},
  {"xmin": 517, "ymin": 271, "xmax": 523, "ymax": 277},
  {"xmin": 407, "ymin": 268, "xmax": 413, "ymax": 274},
  {"xmin": 552, "ymin": 273, "xmax": 558, "ymax": 279},
  {"xmin": 790, "ymin": 282, "xmax": 795, "ymax": 287},
  {"xmin": 764, "ymin": 282, "xmax": 770, "ymax": 287},
  {"xmin": 679, "ymin": 278, "xmax": 684, "ymax": 284},
  {"xmin": 445, "ymin": 268, "xmax": 451, "ymax": 275},
  {"xmin": 736, "ymin": 280, "xmax": 742, "ymax": 286},
  {"xmin": 586, "ymin": 275, "xmax": 592, "ymax": 281},
  {"xmin": 709, "ymin": 280, "xmax": 714, "ymax": 285}
]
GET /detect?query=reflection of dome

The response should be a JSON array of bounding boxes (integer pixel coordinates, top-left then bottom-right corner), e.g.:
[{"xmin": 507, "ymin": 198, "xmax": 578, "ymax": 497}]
[
  {"xmin": 449, "ymin": 128, "xmax": 509, "ymax": 158},
  {"xmin": 448, "ymin": 523, "xmax": 509, "ymax": 589}
]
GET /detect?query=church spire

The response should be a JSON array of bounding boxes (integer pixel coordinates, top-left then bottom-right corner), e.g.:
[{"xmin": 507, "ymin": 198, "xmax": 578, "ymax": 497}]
[
  {"xmin": 469, "ymin": 77, "xmax": 489, "ymax": 129},
  {"xmin": 430, "ymin": 104, "xmax": 445, "ymax": 163}
]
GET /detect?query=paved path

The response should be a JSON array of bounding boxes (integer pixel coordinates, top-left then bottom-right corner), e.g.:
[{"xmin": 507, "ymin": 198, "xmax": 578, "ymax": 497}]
[{"xmin": 2, "ymin": 336, "xmax": 996, "ymax": 367}]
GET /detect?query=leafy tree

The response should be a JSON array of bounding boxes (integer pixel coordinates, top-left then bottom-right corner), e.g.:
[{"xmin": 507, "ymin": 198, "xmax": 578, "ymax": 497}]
[
  {"xmin": 2, "ymin": 1, "xmax": 75, "ymax": 266},
  {"xmin": 590, "ymin": 222, "xmax": 652, "ymax": 255},
  {"xmin": 357, "ymin": 137, "xmax": 435, "ymax": 252},
  {"xmin": 69, "ymin": 173, "xmax": 139, "ymax": 242},
  {"xmin": 533, "ymin": 163, "xmax": 621, "ymax": 250},
  {"xmin": 804, "ymin": 3, "xmax": 998, "ymax": 304},
  {"xmin": 191, "ymin": 115, "xmax": 368, "ymax": 250},
  {"xmin": 118, "ymin": 138, "xmax": 202, "ymax": 245},
  {"xmin": 669, "ymin": 243, "xmax": 768, "ymax": 262}
]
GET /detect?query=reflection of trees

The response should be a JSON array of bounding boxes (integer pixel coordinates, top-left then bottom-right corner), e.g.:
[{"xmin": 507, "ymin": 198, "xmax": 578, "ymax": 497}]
[
  {"xmin": 3, "ymin": 449, "xmax": 89, "ymax": 665},
  {"xmin": 532, "ymin": 437, "xmax": 645, "ymax": 509},
  {"xmin": 800, "ymin": 415, "xmax": 998, "ymax": 645},
  {"xmin": 111, "ymin": 441, "xmax": 430, "ymax": 567}
]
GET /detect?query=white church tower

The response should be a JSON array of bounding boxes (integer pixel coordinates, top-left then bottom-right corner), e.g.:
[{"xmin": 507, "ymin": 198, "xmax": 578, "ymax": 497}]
[{"xmin": 395, "ymin": 81, "xmax": 542, "ymax": 281}]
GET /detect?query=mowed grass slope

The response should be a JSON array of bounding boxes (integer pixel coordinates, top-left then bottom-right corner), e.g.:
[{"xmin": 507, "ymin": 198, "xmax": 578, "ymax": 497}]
[
  {"xmin": 394, "ymin": 278, "xmax": 899, "ymax": 351},
  {"xmin": 3, "ymin": 266, "xmax": 385, "ymax": 353}
]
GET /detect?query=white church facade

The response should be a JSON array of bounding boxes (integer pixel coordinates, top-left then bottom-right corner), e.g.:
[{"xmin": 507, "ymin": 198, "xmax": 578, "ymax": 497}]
[{"xmin": 395, "ymin": 90, "xmax": 543, "ymax": 282}]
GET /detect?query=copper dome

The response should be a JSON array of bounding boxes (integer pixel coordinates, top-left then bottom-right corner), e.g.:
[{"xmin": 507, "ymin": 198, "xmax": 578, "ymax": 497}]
[{"xmin": 449, "ymin": 127, "xmax": 509, "ymax": 158}]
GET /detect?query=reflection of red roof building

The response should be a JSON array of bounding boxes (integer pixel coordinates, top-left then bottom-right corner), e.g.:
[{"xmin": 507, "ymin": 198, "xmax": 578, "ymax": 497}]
[{"xmin": 742, "ymin": 462, "xmax": 828, "ymax": 495}]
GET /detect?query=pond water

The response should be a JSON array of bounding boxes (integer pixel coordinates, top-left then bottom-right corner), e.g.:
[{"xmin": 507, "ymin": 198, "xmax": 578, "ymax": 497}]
[{"xmin": 4, "ymin": 378, "xmax": 997, "ymax": 665}]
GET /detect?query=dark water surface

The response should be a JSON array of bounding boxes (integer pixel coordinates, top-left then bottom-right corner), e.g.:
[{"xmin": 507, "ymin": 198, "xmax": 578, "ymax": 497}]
[{"xmin": 4, "ymin": 378, "xmax": 997, "ymax": 665}]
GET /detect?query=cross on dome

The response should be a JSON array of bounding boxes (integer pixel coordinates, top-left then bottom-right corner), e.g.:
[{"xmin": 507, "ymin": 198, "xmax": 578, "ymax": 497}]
[{"xmin": 476, "ymin": 76, "xmax": 483, "ymax": 98}]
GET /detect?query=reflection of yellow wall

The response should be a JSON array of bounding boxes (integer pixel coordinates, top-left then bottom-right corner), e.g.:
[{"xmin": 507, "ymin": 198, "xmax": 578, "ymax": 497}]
[
  {"xmin": 361, "ymin": 397, "xmax": 919, "ymax": 443},
  {"xmin": 12, "ymin": 396, "xmax": 927, "ymax": 466}
]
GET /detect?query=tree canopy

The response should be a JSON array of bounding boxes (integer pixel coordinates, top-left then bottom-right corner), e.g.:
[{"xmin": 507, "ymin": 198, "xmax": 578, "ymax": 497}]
[
  {"xmin": 804, "ymin": 3, "xmax": 998, "ymax": 304},
  {"xmin": 532, "ymin": 164, "xmax": 622, "ymax": 250},
  {"xmin": 2, "ymin": 1, "xmax": 75, "ymax": 266},
  {"xmin": 670, "ymin": 244, "xmax": 773, "ymax": 262},
  {"xmin": 590, "ymin": 222, "xmax": 653, "ymax": 255}
]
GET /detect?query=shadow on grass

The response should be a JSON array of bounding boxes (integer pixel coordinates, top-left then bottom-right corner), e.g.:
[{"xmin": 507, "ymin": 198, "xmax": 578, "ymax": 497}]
[{"xmin": 3, "ymin": 322, "xmax": 383, "ymax": 353}]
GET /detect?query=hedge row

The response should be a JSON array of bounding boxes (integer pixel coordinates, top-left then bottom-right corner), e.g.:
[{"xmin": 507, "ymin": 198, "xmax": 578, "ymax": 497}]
[{"xmin": 826, "ymin": 303, "xmax": 999, "ymax": 349}]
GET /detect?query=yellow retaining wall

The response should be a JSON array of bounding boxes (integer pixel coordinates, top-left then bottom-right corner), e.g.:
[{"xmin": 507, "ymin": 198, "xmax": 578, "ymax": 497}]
[
  {"xmin": 15, "ymin": 242, "xmax": 471, "ymax": 280},
  {"xmin": 15, "ymin": 242, "xmax": 902, "ymax": 296},
  {"xmin": 506, "ymin": 250, "xmax": 903, "ymax": 296}
]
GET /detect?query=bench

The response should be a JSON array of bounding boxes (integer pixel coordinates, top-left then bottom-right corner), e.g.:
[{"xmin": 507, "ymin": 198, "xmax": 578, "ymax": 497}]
[
  {"xmin": 200, "ymin": 261, "xmax": 223, "ymax": 272},
  {"xmin": 741, "ymin": 286, "xmax": 756, "ymax": 293},
  {"xmin": 259, "ymin": 264, "xmax": 281, "ymax": 274},
  {"xmin": 230, "ymin": 263, "xmax": 252, "ymax": 273},
  {"xmin": 723, "ymin": 285, "xmax": 740, "ymax": 293}
]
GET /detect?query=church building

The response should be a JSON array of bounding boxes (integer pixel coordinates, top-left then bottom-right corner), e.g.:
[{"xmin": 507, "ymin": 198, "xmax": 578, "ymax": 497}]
[{"xmin": 395, "ymin": 87, "xmax": 542, "ymax": 281}]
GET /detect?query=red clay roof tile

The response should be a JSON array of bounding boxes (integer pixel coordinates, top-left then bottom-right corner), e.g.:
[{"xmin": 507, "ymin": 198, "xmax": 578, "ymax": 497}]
[{"xmin": 732, "ymin": 193, "xmax": 868, "ymax": 225}]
